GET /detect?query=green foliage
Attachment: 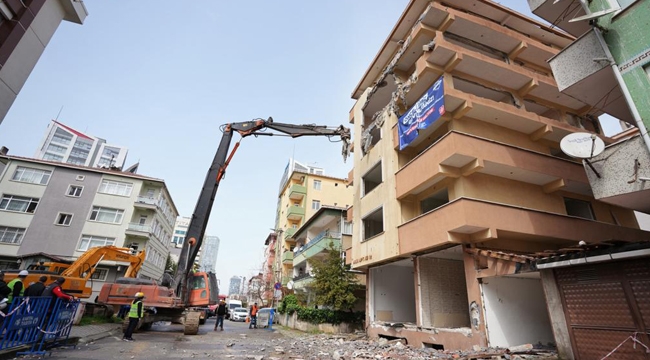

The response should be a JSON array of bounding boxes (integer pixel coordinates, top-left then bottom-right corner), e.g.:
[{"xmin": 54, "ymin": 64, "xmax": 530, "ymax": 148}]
[
  {"xmin": 309, "ymin": 243, "xmax": 361, "ymax": 311},
  {"xmin": 278, "ymin": 294, "xmax": 300, "ymax": 315},
  {"xmin": 295, "ymin": 307, "xmax": 364, "ymax": 325},
  {"xmin": 165, "ymin": 254, "xmax": 177, "ymax": 274}
]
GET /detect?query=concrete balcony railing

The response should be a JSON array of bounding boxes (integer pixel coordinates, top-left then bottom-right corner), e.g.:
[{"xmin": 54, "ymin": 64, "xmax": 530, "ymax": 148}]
[
  {"xmin": 135, "ymin": 196, "xmax": 157, "ymax": 206},
  {"xmin": 288, "ymin": 184, "xmax": 307, "ymax": 200},
  {"xmin": 125, "ymin": 223, "xmax": 153, "ymax": 238},
  {"xmin": 398, "ymin": 197, "xmax": 650, "ymax": 256},
  {"xmin": 287, "ymin": 205, "xmax": 305, "ymax": 221},
  {"xmin": 294, "ymin": 231, "xmax": 341, "ymax": 264},
  {"xmin": 284, "ymin": 227, "xmax": 297, "ymax": 240},
  {"xmin": 281, "ymin": 251, "xmax": 293, "ymax": 264},
  {"xmin": 395, "ymin": 131, "xmax": 590, "ymax": 199},
  {"xmin": 548, "ymin": 28, "xmax": 633, "ymax": 123}
]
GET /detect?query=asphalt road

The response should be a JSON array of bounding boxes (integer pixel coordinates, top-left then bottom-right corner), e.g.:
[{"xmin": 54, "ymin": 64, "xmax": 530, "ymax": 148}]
[{"xmin": 48, "ymin": 317, "xmax": 288, "ymax": 359}]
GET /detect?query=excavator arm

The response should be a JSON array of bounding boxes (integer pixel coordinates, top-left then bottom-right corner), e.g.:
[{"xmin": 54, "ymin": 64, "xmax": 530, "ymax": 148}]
[
  {"xmin": 62, "ymin": 245, "xmax": 146, "ymax": 281},
  {"xmin": 174, "ymin": 118, "xmax": 351, "ymax": 303}
]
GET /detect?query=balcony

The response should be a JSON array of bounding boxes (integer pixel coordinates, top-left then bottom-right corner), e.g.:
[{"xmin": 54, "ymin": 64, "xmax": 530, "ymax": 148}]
[
  {"xmin": 395, "ymin": 131, "xmax": 591, "ymax": 199},
  {"xmin": 398, "ymin": 197, "xmax": 650, "ymax": 256},
  {"xmin": 282, "ymin": 251, "xmax": 293, "ymax": 264},
  {"xmin": 288, "ymin": 184, "xmax": 307, "ymax": 200},
  {"xmin": 294, "ymin": 231, "xmax": 341, "ymax": 264},
  {"xmin": 293, "ymin": 273, "xmax": 314, "ymax": 289},
  {"xmin": 585, "ymin": 135, "xmax": 650, "ymax": 213},
  {"xmin": 287, "ymin": 205, "xmax": 305, "ymax": 221},
  {"xmin": 528, "ymin": 0, "xmax": 590, "ymax": 38},
  {"xmin": 284, "ymin": 228, "xmax": 297, "ymax": 240},
  {"xmin": 125, "ymin": 223, "xmax": 153, "ymax": 238},
  {"xmin": 548, "ymin": 29, "xmax": 633, "ymax": 123},
  {"xmin": 61, "ymin": 0, "xmax": 89, "ymax": 24},
  {"xmin": 134, "ymin": 196, "xmax": 157, "ymax": 210}
]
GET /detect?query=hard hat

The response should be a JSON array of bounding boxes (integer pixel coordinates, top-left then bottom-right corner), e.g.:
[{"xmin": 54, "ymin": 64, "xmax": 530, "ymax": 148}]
[
  {"xmin": 135, "ymin": 292, "xmax": 145, "ymax": 298},
  {"xmin": 18, "ymin": 270, "xmax": 28, "ymax": 277}
]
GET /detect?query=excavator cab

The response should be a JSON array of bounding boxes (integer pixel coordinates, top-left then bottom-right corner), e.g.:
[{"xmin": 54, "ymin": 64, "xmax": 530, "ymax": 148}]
[{"xmin": 188, "ymin": 271, "xmax": 218, "ymax": 307}]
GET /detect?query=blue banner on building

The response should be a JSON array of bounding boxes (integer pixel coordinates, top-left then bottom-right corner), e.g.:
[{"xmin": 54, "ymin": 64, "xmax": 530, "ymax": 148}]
[{"xmin": 398, "ymin": 76, "xmax": 446, "ymax": 150}]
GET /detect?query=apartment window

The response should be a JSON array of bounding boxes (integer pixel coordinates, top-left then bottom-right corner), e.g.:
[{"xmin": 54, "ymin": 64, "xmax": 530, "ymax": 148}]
[
  {"xmin": 46, "ymin": 144, "xmax": 67, "ymax": 154},
  {"xmin": 67, "ymin": 158, "xmax": 85, "ymax": 166},
  {"xmin": 90, "ymin": 268, "xmax": 109, "ymax": 281},
  {"xmin": 52, "ymin": 128, "xmax": 72, "ymax": 145},
  {"xmin": 0, "ymin": 195, "xmax": 39, "ymax": 213},
  {"xmin": 312, "ymin": 200, "xmax": 321, "ymax": 210},
  {"xmin": 362, "ymin": 162, "xmax": 382, "ymax": 196},
  {"xmin": 78, "ymin": 235, "xmax": 115, "ymax": 251},
  {"xmin": 42, "ymin": 153, "xmax": 64, "ymax": 161},
  {"xmin": 98, "ymin": 180, "xmax": 133, "ymax": 197},
  {"xmin": 89, "ymin": 206, "xmax": 124, "ymax": 224},
  {"xmin": 342, "ymin": 221, "xmax": 353, "ymax": 235},
  {"xmin": 313, "ymin": 180, "xmax": 322, "ymax": 190},
  {"xmin": 0, "ymin": 226, "xmax": 25, "ymax": 245},
  {"xmin": 139, "ymin": 215, "xmax": 147, "ymax": 225},
  {"xmin": 74, "ymin": 139, "xmax": 93, "ymax": 151},
  {"xmin": 421, "ymin": 189, "xmax": 449, "ymax": 214},
  {"xmin": 56, "ymin": 213, "xmax": 73, "ymax": 226},
  {"xmin": 362, "ymin": 207, "xmax": 384, "ymax": 241},
  {"xmin": 564, "ymin": 198, "xmax": 595, "ymax": 220},
  {"xmin": 67, "ymin": 185, "xmax": 83, "ymax": 197},
  {"xmin": 11, "ymin": 166, "xmax": 52, "ymax": 185}
]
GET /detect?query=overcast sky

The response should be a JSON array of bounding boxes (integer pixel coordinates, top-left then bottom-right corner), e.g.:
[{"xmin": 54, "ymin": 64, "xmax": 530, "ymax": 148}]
[{"xmin": 0, "ymin": 1, "xmax": 621, "ymax": 293}]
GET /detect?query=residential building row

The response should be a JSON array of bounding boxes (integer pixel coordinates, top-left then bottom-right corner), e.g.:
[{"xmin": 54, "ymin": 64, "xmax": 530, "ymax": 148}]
[
  {"xmin": 343, "ymin": 0, "xmax": 650, "ymax": 359},
  {"xmin": 0, "ymin": 151, "xmax": 178, "ymax": 300}
]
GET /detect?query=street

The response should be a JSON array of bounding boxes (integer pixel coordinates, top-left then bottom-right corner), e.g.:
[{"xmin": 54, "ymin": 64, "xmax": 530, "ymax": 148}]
[{"xmin": 50, "ymin": 318, "xmax": 287, "ymax": 360}]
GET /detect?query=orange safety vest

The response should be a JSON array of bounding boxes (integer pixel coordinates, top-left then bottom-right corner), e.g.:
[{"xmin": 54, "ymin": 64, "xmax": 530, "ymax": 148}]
[{"xmin": 251, "ymin": 305, "xmax": 258, "ymax": 316}]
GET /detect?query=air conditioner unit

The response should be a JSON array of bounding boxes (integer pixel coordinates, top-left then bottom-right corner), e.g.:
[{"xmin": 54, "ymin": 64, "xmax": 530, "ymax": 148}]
[{"xmin": 76, "ymin": 175, "xmax": 85, "ymax": 181}]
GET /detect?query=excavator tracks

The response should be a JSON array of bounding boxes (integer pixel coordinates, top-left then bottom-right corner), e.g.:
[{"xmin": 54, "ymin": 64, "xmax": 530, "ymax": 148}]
[{"xmin": 183, "ymin": 311, "xmax": 201, "ymax": 335}]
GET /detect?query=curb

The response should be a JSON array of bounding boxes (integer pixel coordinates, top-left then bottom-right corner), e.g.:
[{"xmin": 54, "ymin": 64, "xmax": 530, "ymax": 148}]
[{"xmin": 75, "ymin": 325, "xmax": 123, "ymax": 344}]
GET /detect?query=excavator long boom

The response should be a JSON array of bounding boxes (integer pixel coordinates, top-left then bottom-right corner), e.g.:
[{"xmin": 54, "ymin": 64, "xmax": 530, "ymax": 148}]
[
  {"xmin": 174, "ymin": 118, "xmax": 351, "ymax": 303},
  {"xmin": 62, "ymin": 245, "xmax": 146, "ymax": 280}
]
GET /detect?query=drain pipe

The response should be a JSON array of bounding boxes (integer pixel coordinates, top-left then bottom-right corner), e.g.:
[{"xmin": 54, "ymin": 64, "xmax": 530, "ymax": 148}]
[{"xmin": 594, "ymin": 28, "xmax": 650, "ymax": 153}]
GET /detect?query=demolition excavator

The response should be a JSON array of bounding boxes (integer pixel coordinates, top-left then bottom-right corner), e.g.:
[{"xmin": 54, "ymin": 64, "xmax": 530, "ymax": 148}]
[{"xmin": 98, "ymin": 118, "xmax": 351, "ymax": 334}]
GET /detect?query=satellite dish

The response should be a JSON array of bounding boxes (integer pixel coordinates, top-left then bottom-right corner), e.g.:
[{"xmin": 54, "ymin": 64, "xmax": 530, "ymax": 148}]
[
  {"xmin": 287, "ymin": 281, "xmax": 294, "ymax": 290},
  {"xmin": 560, "ymin": 132, "xmax": 605, "ymax": 159}
]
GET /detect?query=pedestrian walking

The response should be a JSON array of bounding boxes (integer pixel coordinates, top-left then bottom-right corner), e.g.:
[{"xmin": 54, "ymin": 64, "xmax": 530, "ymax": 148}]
[
  {"xmin": 24, "ymin": 276, "xmax": 47, "ymax": 297},
  {"xmin": 249, "ymin": 302, "xmax": 258, "ymax": 329},
  {"xmin": 123, "ymin": 292, "xmax": 145, "ymax": 342},
  {"xmin": 214, "ymin": 300, "xmax": 227, "ymax": 331},
  {"xmin": 6, "ymin": 270, "xmax": 28, "ymax": 304}
]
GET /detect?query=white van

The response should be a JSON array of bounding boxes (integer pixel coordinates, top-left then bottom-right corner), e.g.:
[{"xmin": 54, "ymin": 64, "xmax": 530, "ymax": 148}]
[{"xmin": 225, "ymin": 299, "xmax": 242, "ymax": 319}]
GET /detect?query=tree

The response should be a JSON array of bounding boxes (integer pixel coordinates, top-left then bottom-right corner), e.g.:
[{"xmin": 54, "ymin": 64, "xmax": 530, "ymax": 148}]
[
  {"xmin": 165, "ymin": 254, "xmax": 178, "ymax": 274},
  {"xmin": 309, "ymin": 243, "xmax": 360, "ymax": 311}
]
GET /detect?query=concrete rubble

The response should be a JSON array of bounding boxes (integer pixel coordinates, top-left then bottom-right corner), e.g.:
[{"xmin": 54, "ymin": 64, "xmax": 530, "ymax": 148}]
[{"xmin": 269, "ymin": 332, "xmax": 558, "ymax": 360}]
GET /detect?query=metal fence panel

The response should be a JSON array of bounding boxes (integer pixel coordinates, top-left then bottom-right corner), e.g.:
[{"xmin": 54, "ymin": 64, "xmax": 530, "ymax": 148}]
[{"xmin": 0, "ymin": 296, "xmax": 52, "ymax": 350}]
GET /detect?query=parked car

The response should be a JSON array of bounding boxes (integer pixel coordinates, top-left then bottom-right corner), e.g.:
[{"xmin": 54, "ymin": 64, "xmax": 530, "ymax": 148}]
[{"xmin": 230, "ymin": 307, "xmax": 248, "ymax": 322}]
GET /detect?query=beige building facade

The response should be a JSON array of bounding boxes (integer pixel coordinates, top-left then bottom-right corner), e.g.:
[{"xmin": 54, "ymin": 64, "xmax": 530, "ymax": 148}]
[{"xmin": 348, "ymin": 0, "xmax": 650, "ymax": 353}]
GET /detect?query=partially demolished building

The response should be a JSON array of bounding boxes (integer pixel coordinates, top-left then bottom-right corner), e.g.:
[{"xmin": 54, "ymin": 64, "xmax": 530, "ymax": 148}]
[{"xmin": 347, "ymin": 0, "xmax": 650, "ymax": 357}]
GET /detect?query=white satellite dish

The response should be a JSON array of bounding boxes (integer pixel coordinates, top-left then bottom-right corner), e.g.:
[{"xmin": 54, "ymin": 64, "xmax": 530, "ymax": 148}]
[
  {"xmin": 560, "ymin": 132, "xmax": 605, "ymax": 159},
  {"xmin": 287, "ymin": 281, "xmax": 294, "ymax": 290}
]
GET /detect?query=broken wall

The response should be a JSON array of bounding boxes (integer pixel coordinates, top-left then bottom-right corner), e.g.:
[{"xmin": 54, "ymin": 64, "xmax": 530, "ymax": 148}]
[
  {"xmin": 371, "ymin": 264, "xmax": 416, "ymax": 323},
  {"xmin": 481, "ymin": 276, "xmax": 555, "ymax": 347},
  {"xmin": 419, "ymin": 257, "xmax": 470, "ymax": 328}
]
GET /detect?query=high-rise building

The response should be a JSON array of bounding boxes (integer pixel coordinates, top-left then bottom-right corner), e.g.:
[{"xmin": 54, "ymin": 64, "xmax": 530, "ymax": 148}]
[
  {"xmin": 228, "ymin": 276, "xmax": 243, "ymax": 296},
  {"xmin": 347, "ymin": 0, "xmax": 650, "ymax": 353},
  {"xmin": 271, "ymin": 158, "xmax": 353, "ymax": 289},
  {"xmin": 34, "ymin": 120, "xmax": 128, "ymax": 169},
  {"xmin": 0, "ymin": 1, "xmax": 87, "ymax": 124},
  {"xmin": 199, "ymin": 236, "xmax": 220, "ymax": 273},
  {"xmin": 0, "ymin": 152, "xmax": 178, "ymax": 300}
]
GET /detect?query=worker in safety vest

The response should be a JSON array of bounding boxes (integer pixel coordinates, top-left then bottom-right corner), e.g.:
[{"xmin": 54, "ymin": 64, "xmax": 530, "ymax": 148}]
[
  {"xmin": 123, "ymin": 292, "xmax": 145, "ymax": 342},
  {"xmin": 7, "ymin": 270, "xmax": 28, "ymax": 304}
]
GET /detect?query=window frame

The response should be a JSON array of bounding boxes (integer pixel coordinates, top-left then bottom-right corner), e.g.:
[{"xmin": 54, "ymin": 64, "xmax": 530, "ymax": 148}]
[
  {"xmin": 66, "ymin": 185, "xmax": 84, "ymax": 197},
  {"xmin": 89, "ymin": 206, "xmax": 124, "ymax": 224},
  {"xmin": 77, "ymin": 235, "xmax": 116, "ymax": 251},
  {"xmin": 0, "ymin": 226, "xmax": 25, "ymax": 245},
  {"xmin": 311, "ymin": 200, "xmax": 321, "ymax": 210},
  {"xmin": 11, "ymin": 166, "xmax": 52, "ymax": 186},
  {"xmin": 313, "ymin": 180, "xmax": 322, "ymax": 190},
  {"xmin": 0, "ymin": 194, "xmax": 39, "ymax": 213},
  {"xmin": 98, "ymin": 179, "xmax": 133, "ymax": 197},
  {"xmin": 55, "ymin": 212, "xmax": 73, "ymax": 226},
  {"xmin": 90, "ymin": 267, "xmax": 109, "ymax": 281},
  {"xmin": 563, "ymin": 197, "xmax": 595, "ymax": 220}
]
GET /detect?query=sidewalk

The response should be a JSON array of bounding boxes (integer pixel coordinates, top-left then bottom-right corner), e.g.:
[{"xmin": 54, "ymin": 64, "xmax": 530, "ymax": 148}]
[{"xmin": 70, "ymin": 323, "xmax": 123, "ymax": 343}]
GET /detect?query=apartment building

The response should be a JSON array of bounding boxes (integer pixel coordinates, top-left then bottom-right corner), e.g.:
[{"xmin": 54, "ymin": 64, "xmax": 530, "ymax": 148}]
[
  {"xmin": 525, "ymin": 1, "xmax": 650, "ymax": 358},
  {"xmin": 35, "ymin": 120, "xmax": 129, "ymax": 169},
  {"xmin": 271, "ymin": 158, "xmax": 353, "ymax": 288},
  {"xmin": 0, "ymin": 0, "xmax": 87, "ymax": 123},
  {"xmin": 348, "ymin": 0, "xmax": 650, "ymax": 355},
  {"xmin": 0, "ymin": 153, "xmax": 177, "ymax": 300},
  {"xmin": 228, "ymin": 276, "xmax": 243, "ymax": 296}
]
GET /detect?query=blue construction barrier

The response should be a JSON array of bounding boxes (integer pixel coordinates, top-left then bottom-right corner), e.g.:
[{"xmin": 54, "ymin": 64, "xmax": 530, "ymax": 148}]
[
  {"xmin": 0, "ymin": 296, "xmax": 52, "ymax": 350},
  {"xmin": 20, "ymin": 298, "xmax": 80, "ymax": 356}
]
